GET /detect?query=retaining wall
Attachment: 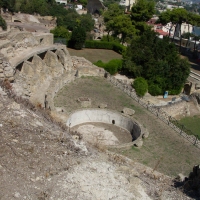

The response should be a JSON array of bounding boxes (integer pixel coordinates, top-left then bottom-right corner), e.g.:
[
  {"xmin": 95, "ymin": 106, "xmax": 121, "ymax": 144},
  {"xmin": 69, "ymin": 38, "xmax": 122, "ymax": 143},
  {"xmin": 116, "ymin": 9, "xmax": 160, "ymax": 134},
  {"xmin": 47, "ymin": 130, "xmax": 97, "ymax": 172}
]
[
  {"xmin": 104, "ymin": 73, "xmax": 200, "ymax": 148},
  {"xmin": 66, "ymin": 109, "xmax": 141, "ymax": 141}
]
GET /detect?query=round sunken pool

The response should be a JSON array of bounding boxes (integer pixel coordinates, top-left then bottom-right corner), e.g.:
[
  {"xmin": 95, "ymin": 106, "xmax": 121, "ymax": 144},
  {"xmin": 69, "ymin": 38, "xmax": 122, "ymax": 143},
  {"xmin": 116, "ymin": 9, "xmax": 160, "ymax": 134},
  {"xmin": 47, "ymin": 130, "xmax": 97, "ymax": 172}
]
[{"xmin": 66, "ymin": 109, "xmax": 142, "ymax": 146}]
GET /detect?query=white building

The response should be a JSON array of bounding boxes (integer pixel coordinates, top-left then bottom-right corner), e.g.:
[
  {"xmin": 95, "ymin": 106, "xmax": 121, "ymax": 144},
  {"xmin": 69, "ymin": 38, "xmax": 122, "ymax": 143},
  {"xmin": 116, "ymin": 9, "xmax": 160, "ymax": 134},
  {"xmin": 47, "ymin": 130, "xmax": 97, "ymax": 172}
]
[
  {"xmin": 119, "ymin": 0, "xmax": 135, "ymax": 12},
  {"xmin": 55, "ymin": 0, "xmax": 67, "ymax": 5},
  {"xmin": 162, "ymin": 22, "xmax": 193, "ymax": 36},
  {"xmin": 181, "ymin": 22, "xmax": 193, "ymax": 35}
]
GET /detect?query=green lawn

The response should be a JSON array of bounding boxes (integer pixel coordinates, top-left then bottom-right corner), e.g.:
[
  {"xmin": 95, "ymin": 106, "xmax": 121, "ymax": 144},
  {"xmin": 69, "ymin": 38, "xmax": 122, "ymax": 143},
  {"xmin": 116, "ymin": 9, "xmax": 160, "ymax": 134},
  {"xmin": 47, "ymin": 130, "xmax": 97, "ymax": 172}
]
[
  {"xmin": 67, "ymin": 48, "xmax": 122, "ymax": 63},
  {"xmin": 179, "ymin": 115, "xmax": 200, "ymax": 137}
]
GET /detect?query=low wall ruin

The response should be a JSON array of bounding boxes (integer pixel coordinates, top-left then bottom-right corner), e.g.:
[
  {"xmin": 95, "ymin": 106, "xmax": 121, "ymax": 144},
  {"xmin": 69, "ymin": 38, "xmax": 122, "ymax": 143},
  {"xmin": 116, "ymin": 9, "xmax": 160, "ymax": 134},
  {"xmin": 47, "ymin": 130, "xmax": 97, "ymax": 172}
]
[
  {"xmin": 66, "ymin": 109, "xmax": 142, "ymax": 141},
  {"xmin": 0, "ymin": 29, "xmax": 105, "ymax": 110}
]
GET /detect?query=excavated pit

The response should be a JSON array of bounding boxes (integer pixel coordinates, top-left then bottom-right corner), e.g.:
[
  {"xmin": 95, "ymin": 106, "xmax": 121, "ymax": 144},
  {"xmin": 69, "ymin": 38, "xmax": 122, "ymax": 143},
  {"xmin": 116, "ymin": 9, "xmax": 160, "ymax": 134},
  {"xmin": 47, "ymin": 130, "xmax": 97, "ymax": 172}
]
[{"xmin": 66, "ymin": 109, "xmax": 142, "ymax": 146}]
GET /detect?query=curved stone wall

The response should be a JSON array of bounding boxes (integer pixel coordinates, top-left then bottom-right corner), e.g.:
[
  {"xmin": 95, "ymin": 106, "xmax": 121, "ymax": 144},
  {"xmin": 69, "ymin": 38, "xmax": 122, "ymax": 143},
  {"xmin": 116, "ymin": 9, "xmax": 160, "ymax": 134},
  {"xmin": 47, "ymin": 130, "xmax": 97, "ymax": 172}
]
[
  {"xmin": 0, "ymin": 30, "xmax": 106, "ymax": 110},
  {"xmin": 66, "ymin": 109, "xmax": 141, "ymax": 141}
]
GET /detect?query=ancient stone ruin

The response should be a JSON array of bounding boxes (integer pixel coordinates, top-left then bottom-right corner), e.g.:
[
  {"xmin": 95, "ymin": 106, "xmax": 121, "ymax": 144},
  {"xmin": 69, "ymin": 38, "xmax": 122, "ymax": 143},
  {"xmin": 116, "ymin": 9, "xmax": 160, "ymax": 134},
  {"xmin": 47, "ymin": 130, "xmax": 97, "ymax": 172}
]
[{"xmin": 0, "ymin": 28, "xmax": 105, "ymax": 110}]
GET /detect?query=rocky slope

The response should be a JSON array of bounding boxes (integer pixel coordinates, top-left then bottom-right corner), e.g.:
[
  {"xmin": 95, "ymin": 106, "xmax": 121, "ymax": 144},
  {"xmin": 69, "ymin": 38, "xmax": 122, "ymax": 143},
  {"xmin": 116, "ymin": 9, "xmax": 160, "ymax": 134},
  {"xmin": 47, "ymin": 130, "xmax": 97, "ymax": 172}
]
[{"xmin": 0, "ymin": 85, "xmax": 196, "ymax": 200}]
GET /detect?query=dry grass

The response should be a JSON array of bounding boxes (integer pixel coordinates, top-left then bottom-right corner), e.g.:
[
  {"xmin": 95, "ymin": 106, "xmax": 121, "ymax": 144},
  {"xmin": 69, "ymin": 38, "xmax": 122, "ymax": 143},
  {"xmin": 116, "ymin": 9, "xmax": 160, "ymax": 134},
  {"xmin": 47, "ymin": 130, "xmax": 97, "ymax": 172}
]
[
  {"xmin": 68, "ymin": 48, "xmax": 122, "ymax": 63},
  {"xmin": 54, "ymin": 76, "xmax": 200, "ymax": 177},
  {"xmin": 54, "ymin": 76, "xmax": 143, "ymax": 114}
]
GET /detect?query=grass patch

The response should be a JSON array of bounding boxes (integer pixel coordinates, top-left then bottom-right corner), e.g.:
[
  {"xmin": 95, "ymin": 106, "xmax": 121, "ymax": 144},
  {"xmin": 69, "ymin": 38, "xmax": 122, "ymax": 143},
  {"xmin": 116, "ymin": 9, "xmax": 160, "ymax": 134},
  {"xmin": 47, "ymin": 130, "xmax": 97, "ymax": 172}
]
[
  {"xmin": 54, "ymin": 76, "xmax": 200, "ymax": 177},
  {"xmin": 131, "ymin": 146, "xmax": 140, "ymax": 152},
  {"xmin": 179, "ymin": 115, "xmax": 200, "ymax": 137},
  {"xmin": 68, "ymin": 48, "xmax": 122, "ymax": 63},
  {"xmin": 54, "ymin": 76, "xmax": 136, "ymax": 113}
]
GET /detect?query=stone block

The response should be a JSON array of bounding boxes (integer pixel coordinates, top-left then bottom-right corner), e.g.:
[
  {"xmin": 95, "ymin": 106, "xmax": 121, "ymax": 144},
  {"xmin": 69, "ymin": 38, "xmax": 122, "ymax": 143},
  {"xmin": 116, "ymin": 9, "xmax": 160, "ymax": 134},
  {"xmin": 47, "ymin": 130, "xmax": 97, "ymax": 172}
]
[
  {"xmin": 142, "ymin": 129, "xmax": 149, "ymax": 139},
  {"xmin": 177, "ymin": 173, "xmax": 186, "ymax": 182},
  {"xmin": 77, "ymin": 97, "xmax": 91, "ymax": 108},
  {"xmin": 0, "ymin": 73, "xmax": 5, "ymax": 78},
  {"xmin": 8, "ymin": 76, "xmax": 14, "ymax": 82},
  {"xmin": 195, "ymin": 84, "xmax": 200, "ymax": 90},
  {"xmin": 134, "ymin": 139, "xmax": 143, "ymax": 148},
  {"xmin": 123, "ymin": 107, "xmax": 135, "ymax": 116},
  {"xmin": 98, "ymin": 103, "xmax": 107, "ymax": 109},
  {"xmin": 4, "ymin": 69, "xmax": 14, "ymax": 77},
  {"xmin": 4, "ymin": 66, "xmax": 12, "ymax": 71}
]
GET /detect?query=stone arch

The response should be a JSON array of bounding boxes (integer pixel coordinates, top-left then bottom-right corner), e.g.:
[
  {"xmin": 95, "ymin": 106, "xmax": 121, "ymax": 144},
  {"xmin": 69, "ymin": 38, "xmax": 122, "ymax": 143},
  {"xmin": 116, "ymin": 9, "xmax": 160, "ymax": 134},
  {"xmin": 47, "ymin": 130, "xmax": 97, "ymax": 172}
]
[
  {"xmin": 14, "ymin": 20, "xmax": 22, "ymax": 23},
  {"xmin": 27, "ymin": 56, "xmax": 33, "ymax": 62},
  {"xmin": 15, "ymin": 62, "xmax": 24, "ymax": 72},
  {"xmin": 183, "ymin": 82, "xmax": 192, "ymax": 95},
  {"xmin": 38, "ymin": 51, "xmax": 47, "ymax": 60}
]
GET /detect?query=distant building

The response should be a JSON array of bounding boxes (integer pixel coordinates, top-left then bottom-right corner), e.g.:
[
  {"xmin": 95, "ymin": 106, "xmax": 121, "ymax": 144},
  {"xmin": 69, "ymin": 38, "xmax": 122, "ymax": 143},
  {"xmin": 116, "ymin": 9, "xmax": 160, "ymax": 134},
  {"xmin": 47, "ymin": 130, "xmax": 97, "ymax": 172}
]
[
  {"xmin": 119, "ymin": 0, "xmax": 135, "ymax": 12},
  {"xmin": 181, "ymin": 22, "xmax": 193, "ymax": 34},
  {"xmin": 147, "ymin": 19, "xmax": 193, "ymax": 37},
  {"xmin": 192, "ymin": 26, "xmax": 200, "ymax": 36},
  {"xmin": 147, "ymin": 17, "xmax": 170, "ymax": 37},
  {"xmin": 55, "ymin": 0, "xmax": 67, "ymax": 5}
]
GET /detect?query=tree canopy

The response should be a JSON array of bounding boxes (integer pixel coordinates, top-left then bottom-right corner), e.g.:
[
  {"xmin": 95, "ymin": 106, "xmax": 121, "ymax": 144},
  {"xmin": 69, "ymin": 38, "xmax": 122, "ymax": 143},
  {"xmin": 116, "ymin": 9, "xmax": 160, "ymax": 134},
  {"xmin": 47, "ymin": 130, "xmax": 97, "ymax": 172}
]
[
  {"xmin": 0, "ymin": 0, "xmax": 94, "ymax": 32},
  {"xmin": 158, "ymin": 8, "xmax": 188, "ymax": 25},
  {"xmin": 123, "ymin": 29, "xmax": 190, "ymax": 95},
  {"xmin": 131, "ymin": 0, "xmax": 155, "ymax": 34},
  {"xmin": 112, "ymin": 15, "xmax": 136, "ymax": 43},
  {"xmin": 50, "ymin": 26, "xmax": 71, "ymax": 39},
  {"xmin": 103, "ymin": 3, "xmax": 136, "ymax": 43},
  {"xmin": 69, "ymin": 26, "xmax": 86, "ymax": 50},
  {"xmin": 133, "ymin": 77, "xmax": 148, "ymax": 97},
  {"xmin": 158, "ymin": 8, "xmax": 200, "ymax": 30}
]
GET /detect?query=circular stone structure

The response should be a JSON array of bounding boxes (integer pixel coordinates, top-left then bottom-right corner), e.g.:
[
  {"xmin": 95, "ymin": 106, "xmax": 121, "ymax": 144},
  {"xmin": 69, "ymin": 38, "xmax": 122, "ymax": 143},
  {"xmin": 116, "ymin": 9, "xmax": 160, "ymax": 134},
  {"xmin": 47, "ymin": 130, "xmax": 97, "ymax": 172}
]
[{"xmin": 66, "ymin": 109, "xmax": 142, "ymax": 146}]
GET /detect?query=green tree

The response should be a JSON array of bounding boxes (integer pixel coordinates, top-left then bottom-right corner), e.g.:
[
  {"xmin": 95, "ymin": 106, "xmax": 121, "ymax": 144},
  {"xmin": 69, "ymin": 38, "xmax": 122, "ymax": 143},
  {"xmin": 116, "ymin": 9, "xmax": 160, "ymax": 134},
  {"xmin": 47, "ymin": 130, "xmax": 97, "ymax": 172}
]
[
  {"xmin": 69, "ymin": 26, "xmax": 86, "ymax": 50},
  {"xmin": 50, "ymin": 26, "xmax": 71, "ymax": 41},
  {"xmin": 103, "ymin": 0, "xmax": 121, "ymax": 7},
  {"xmin": 123, "ymin": 29, "xmax": 190, "ymax": 95},
  {"xmin": 103, "ymin": 3, "xmax": 123, "ymax": 38},
  {"xmin": 112, "ymin": 15, "xmax": 137, "ymax": 44},
  {"xmin": 19, "ymin": 0, "xmax": 49, "ymax": 15},
  {"xmin": 79, "ymin": 0, "xmax": 87, "ymax": 7},
  {"xmin": 103, "ymin": 3, "xmax": 136, "ymax": 42},
  {"xmin": 1, "ymin": 0, "xmax": 93, "ymax": 32},
  {"xmin": 158, "ymin": 8, "xmax": 196, "ymax": 52},
  {"xmin": 131, "ymin": 0, "xmax": 155, "ymax": 34},
  {"xmin": 0, "ymin": 0, "xmax": 15, "ymax": 12},
  {"xmin": 158, "ymin": 8, "xmax": 188, "ymax": 37},
  {"xmin": 58, "ymin": 12, "xmax": 79, "ymax": 30},
  {"xmin": 94, "ymin": 59, "xmax": 122, "ymax": 75},
  {"xmin": 133, "ymin": 77, "xmax": 148, "ymax": 97},
  {"xmin": 79, "ymin": 14, "xmax": 95, "ymax": 32}
]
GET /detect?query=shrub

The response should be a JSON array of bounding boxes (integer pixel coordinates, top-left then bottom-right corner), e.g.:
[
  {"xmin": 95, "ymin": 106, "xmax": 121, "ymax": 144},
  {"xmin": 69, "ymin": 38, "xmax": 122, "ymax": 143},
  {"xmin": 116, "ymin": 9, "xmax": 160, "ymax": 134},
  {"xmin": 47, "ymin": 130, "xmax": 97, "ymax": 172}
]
[
  {"xmin": 168, "ymin": 87, "xmax": 182, "ymax": 95},
  {"xmin": 93, "ymin": 60, "xmax": 105, "ymax": 68},
  {"xmin": 94, "ymin": 59, "xmax": 122, "ymax": 75},
  {"xmin": 132, "ymin": 77, "xmax": 148, "ymax": 97},
  {"xmin": 101, "ymin": 35, "xmax": 120, "ymax": 43},
  {"xmin": 50, "ymin": 26, "xmax": 71, "ymax": 40},
  {"xmin": 85, "ymin": 41, "xmax": 113, "ymax": 49},
  {"xmin": 148, "ymin": 84, "xmax": 162, "ymax": 96},
  {"xmin": 104, "ymin": 64, "xmax": 118, "ymax": 75},
  {"xmin": 85, "ymin": 40, "xmax": 126, "ymax": 54},
  {"xmin": 0, "ymin": 16, "xmax": 7, "ymax": 30},
  {"xmin": 68, "ymin": 26, "xmax": 86, "ymax": 50}
]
